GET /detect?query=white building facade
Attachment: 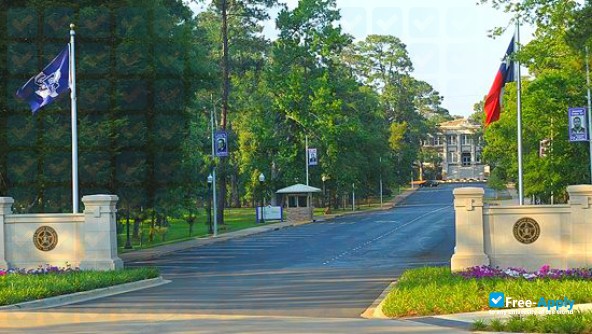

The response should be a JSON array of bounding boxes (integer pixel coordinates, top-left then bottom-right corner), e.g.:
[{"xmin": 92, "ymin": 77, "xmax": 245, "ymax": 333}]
[{"xmin": 423, "ymin": 118, "xmax": 488, "ymax": 181}]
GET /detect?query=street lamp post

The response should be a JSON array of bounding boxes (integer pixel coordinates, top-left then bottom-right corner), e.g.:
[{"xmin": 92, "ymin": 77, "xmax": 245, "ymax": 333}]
[
  {"xmin": 379, "ymin": 157, "xmax": 383, "ymax": 208},
  {"xmin": 259, "ymin": 172, "xmax": 265, "ymax": 223},
  {"xmin": 321, "ymin": 175, "xmax": 328, "ymax": 208},
  {"xmin": 352, "ymin": 183, "xmax": 355, "ymax": 211},
  {"xmin": 207, "ymin": 173, "xmax": 213, "ymax": 235}
]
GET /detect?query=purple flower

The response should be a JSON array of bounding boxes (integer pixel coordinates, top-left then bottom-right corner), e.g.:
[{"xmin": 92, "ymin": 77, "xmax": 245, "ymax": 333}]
[
  {"xmin": 3, "ymin": 263, "xmax": 80, "ymax": 276},
  {"xmin": 456, "ymin": 265, "xmax": 592, "ymax": 280}
]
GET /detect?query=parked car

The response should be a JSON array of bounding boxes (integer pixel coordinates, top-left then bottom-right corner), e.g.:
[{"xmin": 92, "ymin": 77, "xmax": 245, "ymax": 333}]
[{"xmin": 424, "ymin": 180, "xmax": 439, "ymax": 187}]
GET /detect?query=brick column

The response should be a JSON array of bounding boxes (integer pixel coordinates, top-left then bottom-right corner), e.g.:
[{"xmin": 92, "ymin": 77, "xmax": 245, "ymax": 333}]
[
  {"xmin": 567, "ymin": 185, "xmax": 592, "ymax": 268},
  {"xmin": 0, "ymin": 197, "xmax": 13, "ymax": 270},
  {"xmin": 450, "ymin": 187, "xmax": 489, "ymax": 271},
  {"xmin": 80, "ymin": 195, "xmax": 123, "ymax": 270}
]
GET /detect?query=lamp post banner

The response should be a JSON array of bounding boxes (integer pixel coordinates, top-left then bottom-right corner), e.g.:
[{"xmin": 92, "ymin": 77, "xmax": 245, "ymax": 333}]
[
  {"xmin": 215, "ymin": 130, "xmax": 229, "ymax": 157},
  {"xmin": 569, "ymin": 107, "xmax": 588, "ymax": 142},
  {"xmin": 308, "ymin": 148, "xmax": 318, "ymax": 166}
]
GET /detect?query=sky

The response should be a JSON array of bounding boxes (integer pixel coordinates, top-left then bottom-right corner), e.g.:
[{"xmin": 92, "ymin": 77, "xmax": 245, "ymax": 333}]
[{"xmin": 192, "ymin": 0, "xmax": 536, "ymax": 118}]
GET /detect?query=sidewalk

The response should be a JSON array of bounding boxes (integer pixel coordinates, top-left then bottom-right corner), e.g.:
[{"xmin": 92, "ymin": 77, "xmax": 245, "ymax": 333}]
[
  {"xmin": 417, "ymin": 302, "xmax": 592, "ymax": 330},
  {"xmin": 121, "ymin": 188, "xmax": 418, "ymax": 263}
]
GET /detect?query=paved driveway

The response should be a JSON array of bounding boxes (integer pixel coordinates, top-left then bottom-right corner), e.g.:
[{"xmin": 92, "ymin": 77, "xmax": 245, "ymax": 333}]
[
  {"xmin": 57, "ymin": 184, "xmax": 461, "ymax": 318},
  {"xmin": 0, "ymin": 183, "xmax": 479, "ymax": 333}
]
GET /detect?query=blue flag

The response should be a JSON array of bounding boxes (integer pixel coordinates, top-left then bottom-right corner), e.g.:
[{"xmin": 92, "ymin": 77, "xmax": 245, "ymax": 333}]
[{"xmin": 16, "ymin": 45, "xmax": 70, "ymax": 113}]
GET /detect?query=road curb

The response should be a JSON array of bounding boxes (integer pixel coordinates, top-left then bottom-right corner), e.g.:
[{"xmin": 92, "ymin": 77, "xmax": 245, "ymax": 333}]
[
  {"xmin": 360, "ymin": 281, "xmax": 396, "ymax": 319},
  {"xmin": 0, "ymin": 276, "xmax": 170, "ymax": 311}
]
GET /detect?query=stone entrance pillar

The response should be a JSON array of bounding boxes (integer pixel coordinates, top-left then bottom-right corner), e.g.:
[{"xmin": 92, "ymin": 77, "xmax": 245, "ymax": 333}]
[
  {"xmin": 80, "ymin": 195, "xmax": 123, "ymax": 270},
  {"xmin": 450, "ymin": 187, "xmax": 489, "ymax": 271},
  {"xmin": 567, "ymin": 185, "xmax": 592, "ymax": 268},
  {"xmin": 0, "ymin": 197, "xmax": 13, "ymax": 270}
]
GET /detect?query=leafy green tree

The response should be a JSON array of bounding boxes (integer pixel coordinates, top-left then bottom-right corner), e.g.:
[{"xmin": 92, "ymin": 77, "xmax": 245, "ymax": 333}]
[
  {"xmin": 480, "ymin": 0, "xmax": 591, "ymax": 202},
  {"xmin": 1, "ymin": 0, "xmax": 213, "ymax": 213},
  {"xmin": 196, "ymin": 0, "xmax": 280, "ymax": 222}
]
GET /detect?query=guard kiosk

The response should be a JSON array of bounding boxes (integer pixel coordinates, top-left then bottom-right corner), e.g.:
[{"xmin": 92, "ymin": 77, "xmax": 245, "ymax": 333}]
[{"xmin": 276, "ymin": 184, "xmax": 321, "ymax": 224}]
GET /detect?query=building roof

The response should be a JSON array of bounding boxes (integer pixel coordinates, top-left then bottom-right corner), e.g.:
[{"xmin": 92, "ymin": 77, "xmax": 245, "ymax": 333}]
[
  {"xmin": 439, "ymin": 118, "xmax": 480, "ymax": 129},
  {"xmin": 276, "ymin": 184, "xmax": 322, "ymax": 194}
]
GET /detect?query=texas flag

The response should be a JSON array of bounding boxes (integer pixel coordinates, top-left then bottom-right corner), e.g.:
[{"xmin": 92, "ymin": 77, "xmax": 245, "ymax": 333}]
[{"xmin": 484, "ymin": 37, "xmax": 515, "ymax": 126}]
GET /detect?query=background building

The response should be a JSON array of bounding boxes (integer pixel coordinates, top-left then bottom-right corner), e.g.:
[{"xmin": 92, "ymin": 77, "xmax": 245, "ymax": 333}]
[{"xmin": 422, "ymin": 118, "xmax": 488, "ymax": 181}]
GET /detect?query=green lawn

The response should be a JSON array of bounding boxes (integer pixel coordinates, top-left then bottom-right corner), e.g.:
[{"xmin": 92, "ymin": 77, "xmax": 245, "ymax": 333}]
[
  {"xmin": 382, "ymin": 267, "xmax": 592, "ymax": 318},
  {"xmin": 117, "ymin": 207, "xmax": 277, "ymax": 252},
  {"xmin": 0, "ymin": 267, "xmax": 159, "ymax": 306}
]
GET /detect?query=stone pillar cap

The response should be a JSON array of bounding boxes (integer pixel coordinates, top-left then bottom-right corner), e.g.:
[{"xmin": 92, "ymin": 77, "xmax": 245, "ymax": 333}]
[
  {"xmin": 81, "ymin": 194, "xmax": 119, "ymax": 202},
  {"xmin": 0, "ymin": 197, "xmax": 14, "ymax": 204},
  {"xmin": 453, "ymin": 187, "xmax": 485, "ymax": 195},
  {"xmin": 567, "ymin": 184, "xmax": 592, "ymax": 194}
]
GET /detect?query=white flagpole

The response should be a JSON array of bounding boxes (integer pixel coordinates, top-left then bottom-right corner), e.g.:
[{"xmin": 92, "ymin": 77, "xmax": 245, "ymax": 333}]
[
  {"xmin": 70, "ymin": 24, "xmax": 79, "ymax": 213},
  {"xmin": 586, "ymin": 46, "xmax": 592, "ymax": 184},
  {"xmin": 515, "ymin": 19, "xmax": 524, "ymax": 205}
]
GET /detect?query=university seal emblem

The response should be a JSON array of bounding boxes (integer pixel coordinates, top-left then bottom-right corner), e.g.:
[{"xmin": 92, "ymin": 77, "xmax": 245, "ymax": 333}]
[
  {"xmin": 33, "ymin": 226, "xmax": 58, "ymax": 251},
  {"xmin": 513, "ymin": 218, "xmax": 540, "ymax": 244}
]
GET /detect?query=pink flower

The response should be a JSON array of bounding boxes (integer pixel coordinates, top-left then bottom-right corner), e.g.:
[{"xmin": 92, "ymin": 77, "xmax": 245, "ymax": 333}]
[
  {"xmin": 538, "ymin": 264, "xmax": 550, "ymax": 276},
  {"xmin": 0, "ymin": 270, "xmax": 6, "ymax": 276}
]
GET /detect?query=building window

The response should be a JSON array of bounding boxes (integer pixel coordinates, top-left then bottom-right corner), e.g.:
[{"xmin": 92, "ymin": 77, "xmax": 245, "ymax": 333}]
[
  {"xmin": 288, "ymin": 195, "xmax": 309, "ymax": 208},
  {"xmin": 448, "ymin": 152, "xmax": 458, "ymax": 163},
  {"xmin": 434, "ymin": 136, "xmax": 442, "ymax": 146},
  {"xmin": 298, "ymin": 196, "xmax": 308, "ymax": 207},
  {"xmin": 447, "ymin": 135, "xmax": 456, "ymax": 145},
  {"xmin": 476, "ymin": 151, "xmax": 482, "ymax": 163},
  {"xmin": 462, "ymin": 135, "xmax": 472, "ymax": 145},
  {"xmin": 462, "ymin": 153, "xmax": 472, "ymax": 166}
]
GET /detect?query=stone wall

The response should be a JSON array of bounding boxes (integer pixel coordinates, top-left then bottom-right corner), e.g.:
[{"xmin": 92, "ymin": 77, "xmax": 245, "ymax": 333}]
[
  {"xmin": 285, "ymin": 207, "xmax": 313, "ymax": 224},
  {"xmin": 0, "ymin": 195, "xmax": 123, "ymax": 271},
  {"xmin": 451, "ymin": 185, "xmax": 592, "ymax": 272}
]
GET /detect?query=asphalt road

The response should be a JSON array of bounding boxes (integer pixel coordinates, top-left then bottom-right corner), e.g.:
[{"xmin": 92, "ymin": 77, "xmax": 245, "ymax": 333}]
[
  {"xmin": 57, "ymin": 183, "xmax": 466, "ymax": 318},
  {"xmin": 0, "ymin": 183, "xmax": 482, "ymax": 333}
]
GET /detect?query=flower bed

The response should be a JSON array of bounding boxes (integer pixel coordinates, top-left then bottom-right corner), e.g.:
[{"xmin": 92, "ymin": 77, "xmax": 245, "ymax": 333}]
[
  {"xmin": 0, "ymin": 263, "xmax": 77, "ymax": 276},
  {"xmin": 457, "ymin": 264, "xmax": 592, "ymax": 280}
]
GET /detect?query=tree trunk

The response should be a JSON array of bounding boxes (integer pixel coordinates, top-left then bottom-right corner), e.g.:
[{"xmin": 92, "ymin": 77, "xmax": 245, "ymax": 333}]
[
  {"xmin": 231, "ymin": 168, "xmax": 240, "ymax": 208},
  {"xmin": 221, "ymin": 0, "xmax": 230, "ymax": 129},
  {"xmin": 216, "ymin": 0, "xmax": 230, "ymax": 225},
  {"xmin": 217, "ymin": 167, "xmax": 226, "ymax": 225}
]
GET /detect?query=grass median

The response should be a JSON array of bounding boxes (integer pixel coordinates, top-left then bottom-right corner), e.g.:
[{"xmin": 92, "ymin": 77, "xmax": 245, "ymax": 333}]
[
  {"xmin": 382, "ymin": 267, "xmax": 592, "ymax": 317},
  {"xmin": 0, "ymin": 266, "xmax": 159, "ymax": 306}
]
